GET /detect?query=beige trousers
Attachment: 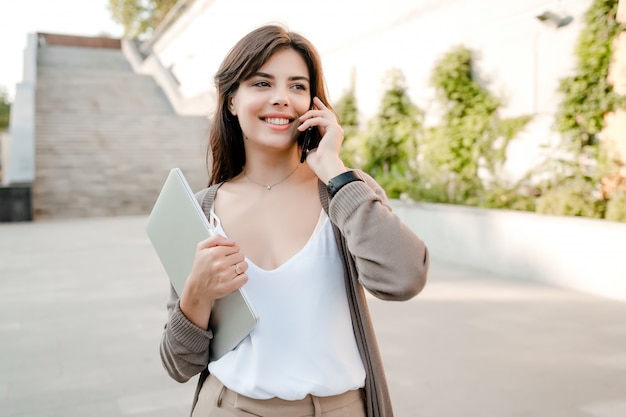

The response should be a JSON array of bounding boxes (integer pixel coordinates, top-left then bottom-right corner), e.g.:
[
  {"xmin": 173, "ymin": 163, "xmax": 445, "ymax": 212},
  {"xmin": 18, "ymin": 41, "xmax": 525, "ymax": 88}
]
[{"xmin": 192, "ymin": 374, "xmax": 366, "ymax": 417}]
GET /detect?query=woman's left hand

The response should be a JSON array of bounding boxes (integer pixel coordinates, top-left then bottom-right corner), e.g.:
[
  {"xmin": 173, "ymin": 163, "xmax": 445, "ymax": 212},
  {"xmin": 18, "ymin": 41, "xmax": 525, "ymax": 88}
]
[{"xmin": 298, "ymin": 97, "xmax": 348, "ymax": 183}]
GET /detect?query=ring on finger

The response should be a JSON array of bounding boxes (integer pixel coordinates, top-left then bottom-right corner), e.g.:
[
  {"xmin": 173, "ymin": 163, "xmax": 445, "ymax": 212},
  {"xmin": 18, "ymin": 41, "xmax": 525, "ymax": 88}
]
[{"xmin": 235, "ymin": 263, "xmax": 242, "ymax": 275}]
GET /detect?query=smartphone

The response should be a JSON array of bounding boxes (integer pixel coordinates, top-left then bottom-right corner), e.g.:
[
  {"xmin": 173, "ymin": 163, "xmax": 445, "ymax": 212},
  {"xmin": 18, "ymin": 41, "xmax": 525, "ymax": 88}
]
[{"xmin": 299, "ymin": 126, "xmax": 321, "ymax": 163}]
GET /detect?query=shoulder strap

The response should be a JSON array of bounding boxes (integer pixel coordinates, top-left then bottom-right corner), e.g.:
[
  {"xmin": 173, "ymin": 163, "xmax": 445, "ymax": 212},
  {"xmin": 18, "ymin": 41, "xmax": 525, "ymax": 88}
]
[
  {"xmin": 318, "ymin": 179, "xmax": 330, "ymax": 214},
  {"xmin": 197, "ymin": 183, "xmax": 223, "ymax": 218}
]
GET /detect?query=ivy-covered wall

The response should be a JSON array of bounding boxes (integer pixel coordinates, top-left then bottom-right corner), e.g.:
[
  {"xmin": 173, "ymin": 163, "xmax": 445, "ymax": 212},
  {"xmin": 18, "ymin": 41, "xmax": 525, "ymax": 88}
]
[
  {"xmin": 335, "ymin": 0, "xmax": 626, "ymax": 222},
  {"xmin": 540, "ymin": 0, "xmax": 626, "ymax": 221}
]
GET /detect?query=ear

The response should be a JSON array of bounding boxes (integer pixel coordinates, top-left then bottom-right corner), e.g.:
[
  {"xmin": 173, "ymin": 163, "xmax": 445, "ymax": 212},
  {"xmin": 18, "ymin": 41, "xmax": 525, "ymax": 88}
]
[{"xmin": 227, "ymin": 95, "xmax": 237, "ymax": 116}]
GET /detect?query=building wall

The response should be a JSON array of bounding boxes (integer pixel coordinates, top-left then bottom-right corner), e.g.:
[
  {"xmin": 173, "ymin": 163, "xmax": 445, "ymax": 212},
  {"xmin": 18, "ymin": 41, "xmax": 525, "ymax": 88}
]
[
  {"xmin": 148, "ymin": 0, "xmax": 593, "ymax": 182},
  {"xmin": 603, "ymin": 2, "xmax": 626, "ymax": 173}
]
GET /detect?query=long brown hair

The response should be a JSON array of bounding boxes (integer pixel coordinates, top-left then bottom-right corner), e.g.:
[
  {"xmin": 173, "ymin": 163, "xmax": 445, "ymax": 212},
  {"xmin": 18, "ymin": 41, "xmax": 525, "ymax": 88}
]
[{"xmin": 208, "ymin": 24, "xmax": 333, "ymax": 185}]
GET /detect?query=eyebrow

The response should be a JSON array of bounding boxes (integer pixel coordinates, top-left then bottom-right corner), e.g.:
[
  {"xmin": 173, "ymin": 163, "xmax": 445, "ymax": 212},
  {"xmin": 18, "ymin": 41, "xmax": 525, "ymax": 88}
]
[{"xmin": 253, "ymin": 72, "xmax": 310, "ymax": 83}]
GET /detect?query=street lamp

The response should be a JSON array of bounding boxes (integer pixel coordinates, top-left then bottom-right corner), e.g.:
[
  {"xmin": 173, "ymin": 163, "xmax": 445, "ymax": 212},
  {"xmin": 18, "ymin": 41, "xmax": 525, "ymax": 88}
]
[{"xmin": 535, "ymin": 10, "xmax": 573, "ymax": 28}]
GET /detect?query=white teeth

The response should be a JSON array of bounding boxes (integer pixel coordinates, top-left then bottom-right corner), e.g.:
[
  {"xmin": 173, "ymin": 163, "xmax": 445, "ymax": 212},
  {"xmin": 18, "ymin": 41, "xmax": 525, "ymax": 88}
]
[{"xmin": 265, "ymin": 118, "xmax": 290, "ymax": 125}]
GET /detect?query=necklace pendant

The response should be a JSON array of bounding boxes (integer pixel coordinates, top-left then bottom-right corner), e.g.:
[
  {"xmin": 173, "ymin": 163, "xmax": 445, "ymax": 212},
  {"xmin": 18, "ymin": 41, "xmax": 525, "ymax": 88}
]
[{"xmin": 266, "ymin": 185, "xmax": 272, "ymax": 191}]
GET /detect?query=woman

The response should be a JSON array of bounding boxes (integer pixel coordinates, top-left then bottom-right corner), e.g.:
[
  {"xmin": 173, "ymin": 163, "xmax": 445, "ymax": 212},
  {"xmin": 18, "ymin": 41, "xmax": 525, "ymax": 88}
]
[{"xmin": 160, "ymin": 24, "xmax": 430, "ymax": 417}]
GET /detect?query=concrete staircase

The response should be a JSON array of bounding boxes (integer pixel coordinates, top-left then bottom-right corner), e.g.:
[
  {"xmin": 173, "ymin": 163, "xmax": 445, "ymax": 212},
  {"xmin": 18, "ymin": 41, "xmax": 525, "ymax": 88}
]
[{"xmin": 34, "ymin": 44, "xmax": 210, "ymax": 219}]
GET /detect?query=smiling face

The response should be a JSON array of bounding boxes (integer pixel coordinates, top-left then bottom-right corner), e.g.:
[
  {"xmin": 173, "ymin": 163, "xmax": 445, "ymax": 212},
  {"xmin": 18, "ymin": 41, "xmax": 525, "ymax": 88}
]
[{"xmin": 227, "ymin": 48, "xmax": 311, "ymax": 153}]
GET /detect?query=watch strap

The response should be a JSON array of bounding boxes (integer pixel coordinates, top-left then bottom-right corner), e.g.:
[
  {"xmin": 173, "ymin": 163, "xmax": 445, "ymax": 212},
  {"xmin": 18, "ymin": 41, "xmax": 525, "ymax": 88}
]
[{"xmin": 327, "ymin": 170, "xmax": 364, "ymax": 197}]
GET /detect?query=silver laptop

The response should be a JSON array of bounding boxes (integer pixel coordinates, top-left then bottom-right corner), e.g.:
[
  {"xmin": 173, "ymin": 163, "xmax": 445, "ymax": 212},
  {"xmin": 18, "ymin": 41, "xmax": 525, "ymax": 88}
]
[{"xmin": 146, "ymin": 168, "xmax": 258, "ymax": 361}]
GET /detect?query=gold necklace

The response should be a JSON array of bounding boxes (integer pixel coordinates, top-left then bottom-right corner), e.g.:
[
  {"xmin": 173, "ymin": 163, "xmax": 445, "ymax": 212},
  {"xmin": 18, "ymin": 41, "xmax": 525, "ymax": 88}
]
[{"xmin": 244, "ymin": 163, "xmax": 300, "ymax": 190}]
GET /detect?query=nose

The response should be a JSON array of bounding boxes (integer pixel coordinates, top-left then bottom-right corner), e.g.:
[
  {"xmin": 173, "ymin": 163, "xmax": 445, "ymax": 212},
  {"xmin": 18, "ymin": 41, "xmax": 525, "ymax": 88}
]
[
  {"xmin": 271, "ymin": 88, "xmax": 289, "ymax": 106},
  {"xmin": 272, "ymin": 96, "xmax": 288, "ymax": 106}
]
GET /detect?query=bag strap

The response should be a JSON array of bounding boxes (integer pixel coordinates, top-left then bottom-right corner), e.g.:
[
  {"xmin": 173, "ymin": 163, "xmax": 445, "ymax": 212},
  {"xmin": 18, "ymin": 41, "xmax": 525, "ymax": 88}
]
[{"xmin": 197, "ymin": 183, "xmax": 222, "ymax": 219}]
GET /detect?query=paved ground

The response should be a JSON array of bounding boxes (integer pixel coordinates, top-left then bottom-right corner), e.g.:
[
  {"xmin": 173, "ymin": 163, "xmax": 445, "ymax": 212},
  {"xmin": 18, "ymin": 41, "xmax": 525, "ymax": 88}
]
[{"xmin": 1, "ymin": 216, "xmax": 625, "ymax": 417}]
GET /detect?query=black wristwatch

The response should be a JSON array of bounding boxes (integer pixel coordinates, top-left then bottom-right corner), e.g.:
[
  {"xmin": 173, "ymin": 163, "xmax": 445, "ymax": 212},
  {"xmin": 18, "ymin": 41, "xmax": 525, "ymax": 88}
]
[{"xmin": 327, "ymin": 170, "xmax": 364, "ymax": 197}]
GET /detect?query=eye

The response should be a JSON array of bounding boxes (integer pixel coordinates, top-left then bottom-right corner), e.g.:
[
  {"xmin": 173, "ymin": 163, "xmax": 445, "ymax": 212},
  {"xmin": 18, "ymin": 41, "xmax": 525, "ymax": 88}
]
[
  {"xmin": 252, "ymin": 81, "xmax": 270, "ymax": 88},
  {"xmin": 291, "ymin": 83, "xmax": 307, "ymax": 91}
]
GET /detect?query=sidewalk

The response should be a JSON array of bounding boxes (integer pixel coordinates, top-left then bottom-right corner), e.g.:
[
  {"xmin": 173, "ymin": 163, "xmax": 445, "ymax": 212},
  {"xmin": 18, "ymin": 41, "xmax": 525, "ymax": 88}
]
[{"xmin": 1, "ymin": 216, "xmax": 625, "ymax": 417}]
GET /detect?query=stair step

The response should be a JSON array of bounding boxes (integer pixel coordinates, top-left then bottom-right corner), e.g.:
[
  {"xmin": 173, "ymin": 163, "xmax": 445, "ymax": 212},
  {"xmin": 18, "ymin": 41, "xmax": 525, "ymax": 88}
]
[
  {"xmin": 38, "ymin": 67, "xmax": 162, "ymax": 83},
  {"xmin": 36, "ymin": 91, "xmax": 174, "ymax": 114},
  {"xmin": 36, "ymin": 70, "xmax": 174, "ymax": 113},
  {"xmin": 37, "ymin": 45, "xmax": 131, "ymax": 71},
  {"xmin": 35, "ymin": 111, "xmax": 209, "ymax": 126}
]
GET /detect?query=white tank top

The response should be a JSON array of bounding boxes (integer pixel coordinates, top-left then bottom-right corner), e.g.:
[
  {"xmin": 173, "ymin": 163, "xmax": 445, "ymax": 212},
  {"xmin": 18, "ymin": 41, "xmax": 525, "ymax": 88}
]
[{"xmin": 208, "ymin": 210, "xmax": 365, "ymax": 400}]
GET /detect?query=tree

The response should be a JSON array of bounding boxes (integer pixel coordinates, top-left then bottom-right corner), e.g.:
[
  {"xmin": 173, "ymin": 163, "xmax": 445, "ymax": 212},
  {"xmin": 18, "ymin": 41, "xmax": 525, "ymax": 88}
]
[
  {"xmin": 108, "ymin": 0, "xmax": 179, "ymax": 39},
  {"xmin": 417, "ymin": 46, "xmax": 532, "ymax": 206},
  {"xmin": 362, "ymin": 68, "xmax": 422, "ymax": 197},
  {"xmin": 334, "ymin": 70, "xmax": 361, "ymax": 168},
  {"xmin": 0, "ymin": 87, "xmax": 10, "ymax": 131},
  {"xmin": 555, "ymin": 0, "xmax": 626, "ymax": 151}
]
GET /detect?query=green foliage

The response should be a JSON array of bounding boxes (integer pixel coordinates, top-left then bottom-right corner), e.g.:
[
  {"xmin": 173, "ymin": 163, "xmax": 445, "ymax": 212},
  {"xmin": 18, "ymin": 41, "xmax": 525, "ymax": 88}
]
[
  {"xmin": 544, "ymin": 0, "xmax": 626, "ymax": 219},
  {"xmin": 478, "ymin": 182, "xmax": 537, "ymax": 212},
  {"xmin": 0, "ymin": 87, "xmax": 10, "ymax": 131},
  {"xmin": 555, "ymin": 0, "xmax": 626, "ymax": 158},
  {"xmin": 334, "ymin": 73, "xmax": 362, "ymax": 168},
  {"xmin": 375, "ymin": 169, "xmax": 413, "ymax": 199},
  {"xmin": 408, "ymin": 178, "xmax": 449, "ymax": 203},
  {"xmin": 605, "ymin": 187, "xmax": 626, "ymax": 221},
  {"xmin": 335, "ymin": 90, "xmax": 359, "ymax": 136},
  {"xmin": 108, "ymin": 0, "xmax": 178, "ymax": 39},
  {"xmin": 535, "ymin": 176, "xmax": 605, "ymax": 218},
  {"xmin": 362, "ymin": 68, "xmax": 422, "ymax": 191},
  {"xmin": 415, "ymin": 46, "xmax": 532, "ymax": 206}
]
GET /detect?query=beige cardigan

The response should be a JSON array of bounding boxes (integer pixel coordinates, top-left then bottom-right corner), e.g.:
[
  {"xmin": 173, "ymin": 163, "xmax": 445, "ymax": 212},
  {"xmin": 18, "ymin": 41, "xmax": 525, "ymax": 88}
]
[{"xmin": 159, "ymin": 170, "xmax": 430, "ymax": 417}]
